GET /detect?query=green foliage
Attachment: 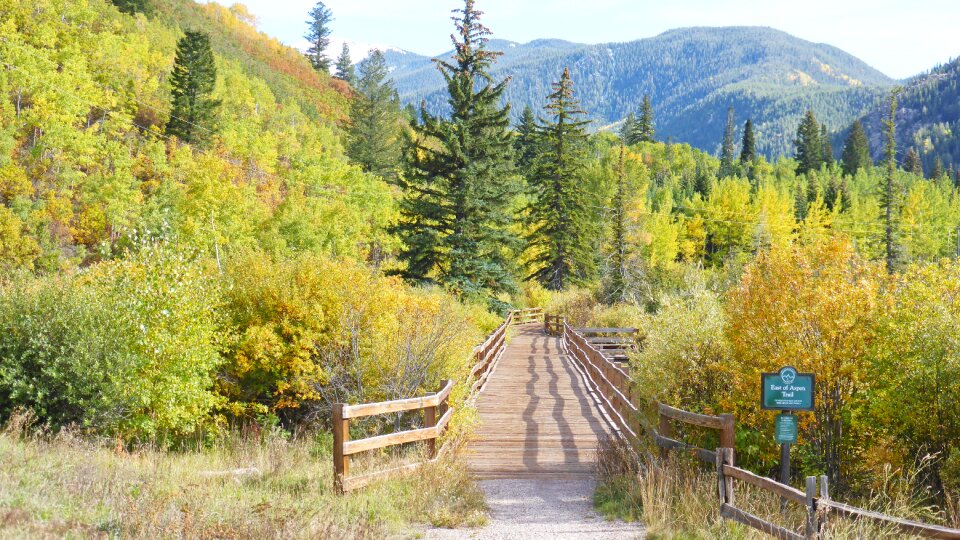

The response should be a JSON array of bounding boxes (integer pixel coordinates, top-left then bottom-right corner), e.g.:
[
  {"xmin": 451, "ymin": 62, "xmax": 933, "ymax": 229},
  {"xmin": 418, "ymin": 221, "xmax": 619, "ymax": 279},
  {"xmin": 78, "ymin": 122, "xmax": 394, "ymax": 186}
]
[
  {"xmin": 719, "ymin": 106, "xmax": 737, "ymax": 178},
  {"xmin": 795, "ymin": 110, "xmax": 823, "ymax": 175},
  {"xmin": 632, "ymin": 94, "xmax": 655, "ymax": 144},
  {"xmin": 525, "ymin": 68, "xmax": 596, "ymax": 290},
  {"xmin": 0, "ymin": 243, "xmax": 223, "ymax": 440},
  {"xmin": 111, "ymin": 0, "xmax": 150, "ymax": 15},
  {"xmin": 841, "ymin": 120, "xmax": 872, "ymax": 176},
  {"xmin": 347, "ymin": 50, "xmax": 403, "ymax": 182},
  {"xmin": 740, "ymin": 119, "xmax": 756, "ymax": 165},
  {"xmin": 335, "ymin": 43, "xmax": 356, "ymax": 85},
  {"xmin": 394, "ymin": 0, "xmax": 520, "ymax": 300},
  {"xmin": 167, "ymin": 31, "xmax": 220, "ymax": 146}
]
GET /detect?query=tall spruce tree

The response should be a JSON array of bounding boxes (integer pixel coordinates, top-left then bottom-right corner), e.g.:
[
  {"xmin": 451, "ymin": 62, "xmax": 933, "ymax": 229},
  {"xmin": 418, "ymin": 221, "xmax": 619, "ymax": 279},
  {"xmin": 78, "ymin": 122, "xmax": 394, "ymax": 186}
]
[
  {"xmin": 880, "ymin": 89, "xmax": 903, "ymax": 274},
  {"xmin": 634, "ymin": 95, "xmax": 655, "ymax": 143},
  {"xmin": 112, "ymin": 0, "xmax": 149, "ymax": 15},
  {"xmin": 304, "ymin": 2, "xmax": 333, "ymax": 72},
  {"xmin": 739, "ymin": 119, "xmax": 756, "ymax": 165},
  {"xmin": 515, "ymin": 105, "xmax": 539, "ymax": 175},
  {"xmin": 525, "ymin": 67, "xmax": 594, "ymax": 290},
  {"xmin": 334, "ymin": 43, "xmax": 356, "ymax": 85},
  {"xmin": 795, "ymin": 110, "xmax": 822, "ymax": 176},
  {"xmin": 606, "ymin": 143, "xmax": 630, "ymax": 302},
  {"xmin": 820, "ymin": 124, "xmax": 834, "ymax": 165},
  {"xmin": 394, "ymin": 0, "xmax": 518, "ymax": 300},
  {"xmin": 719, "ymin": 106, "xmax": 737, "ymax": 178},
  {"xmin": 932, "ymin": 156, "xmax": 944, "ymax": 180},
  {"xmin": 347, "ymin": 50, "xmax": 402, "ymax": 182},
  {"xmin": 620, "ymin": 113, "xmax": 637, "ymax": 145},
  {"xmin": 841, "ymin": 120, "xmax": 871, "ymax": 176},
  {"xmin": 904, "ymin": 148, "xmax": 924, "ymax": 177},
  {"xmin": 166, "ymin": 31, "xmax": 219, "ymax": 146}
]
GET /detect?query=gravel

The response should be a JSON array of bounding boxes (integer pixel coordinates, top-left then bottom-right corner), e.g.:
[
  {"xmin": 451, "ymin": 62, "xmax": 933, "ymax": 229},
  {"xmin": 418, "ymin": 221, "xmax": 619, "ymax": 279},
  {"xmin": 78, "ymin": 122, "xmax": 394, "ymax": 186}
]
[{"xmin": 421, "ymin": 477, "xmax": 644, "ymax": 539}]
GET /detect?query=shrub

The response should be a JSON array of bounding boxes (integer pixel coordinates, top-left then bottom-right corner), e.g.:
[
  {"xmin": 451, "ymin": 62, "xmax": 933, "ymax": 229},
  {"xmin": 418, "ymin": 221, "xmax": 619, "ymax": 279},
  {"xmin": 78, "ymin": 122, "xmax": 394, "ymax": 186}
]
[{"xmin": 0, "ymin": 244, "xmax": 223, "ymax": 440}]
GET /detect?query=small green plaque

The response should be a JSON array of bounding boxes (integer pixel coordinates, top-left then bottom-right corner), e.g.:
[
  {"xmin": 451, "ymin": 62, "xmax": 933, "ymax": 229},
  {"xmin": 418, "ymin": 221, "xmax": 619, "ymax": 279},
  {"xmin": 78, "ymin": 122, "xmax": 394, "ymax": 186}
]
[
  {"xmin": 775, "ymin": 414, "xmax": 798, "ymax": 444},
  {"xmin": 761, "ymin": 366, "xmax": 815, "ymax": 411}
]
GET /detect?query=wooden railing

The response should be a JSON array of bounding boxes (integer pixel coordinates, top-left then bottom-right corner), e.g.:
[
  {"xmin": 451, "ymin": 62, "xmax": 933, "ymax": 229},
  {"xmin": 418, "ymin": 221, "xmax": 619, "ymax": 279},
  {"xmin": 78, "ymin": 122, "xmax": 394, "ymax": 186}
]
[
  {"xmin": 332, "ymin": 307, "xmax": 533, "ymax": 494},
  {"xmin": 552, "ymin": 314, "xmax": 960, "ymax": 539},
  {"xmin": 333, "ymin": 380, "xmax": 454, "ymax": 494}
]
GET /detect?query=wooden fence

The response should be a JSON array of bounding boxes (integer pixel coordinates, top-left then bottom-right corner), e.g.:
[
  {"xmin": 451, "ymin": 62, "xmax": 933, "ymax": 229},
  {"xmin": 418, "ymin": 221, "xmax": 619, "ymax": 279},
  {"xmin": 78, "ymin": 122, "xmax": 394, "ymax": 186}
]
[
  {"xmin": 331, "ymin": 307, "xmax": 542, "ymax": 494},
  {"xmin": 551, "ymin": 314, "xmax": 960, "ymax": 539}
]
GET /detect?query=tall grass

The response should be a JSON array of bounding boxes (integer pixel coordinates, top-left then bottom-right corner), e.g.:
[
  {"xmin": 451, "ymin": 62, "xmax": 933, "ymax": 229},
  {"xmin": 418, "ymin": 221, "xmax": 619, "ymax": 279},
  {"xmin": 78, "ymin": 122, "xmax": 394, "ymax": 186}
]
[
  {"xmin": 0, "ymin": 412, "xmax": 486, "ymax": 538},
  {"xmin": 594, "ymin": 436, "xmax": 954, "ymax": 539}
]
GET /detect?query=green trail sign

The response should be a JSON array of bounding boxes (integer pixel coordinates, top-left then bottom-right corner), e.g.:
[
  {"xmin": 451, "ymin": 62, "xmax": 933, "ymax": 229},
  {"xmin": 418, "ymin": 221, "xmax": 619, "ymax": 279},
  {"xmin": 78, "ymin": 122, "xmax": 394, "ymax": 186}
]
[
  {"xmin": 775, "ymin": 414, "xmax": 798, "ymax": 444},
  {"xmin": 761, "ymin": 366, "xmax": 815, "ymax": 411}
]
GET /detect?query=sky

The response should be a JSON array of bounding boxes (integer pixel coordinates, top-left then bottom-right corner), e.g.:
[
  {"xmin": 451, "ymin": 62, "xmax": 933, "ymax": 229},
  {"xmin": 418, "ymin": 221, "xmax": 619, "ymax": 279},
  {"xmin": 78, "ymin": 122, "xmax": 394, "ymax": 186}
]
[{"xmin": 212, "ymin": 0, "xmax": 959, "ymax": 79}]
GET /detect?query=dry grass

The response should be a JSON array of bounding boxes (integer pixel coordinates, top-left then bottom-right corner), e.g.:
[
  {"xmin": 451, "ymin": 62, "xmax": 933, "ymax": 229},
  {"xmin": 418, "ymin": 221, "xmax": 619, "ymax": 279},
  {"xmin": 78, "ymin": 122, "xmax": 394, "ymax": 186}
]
[
  {"xmin": 593, "ymin": 437, "xmax": 954, "ymax": 539},
  {"xmin": 0, "ymin": 413, "xmax": 486, "ymax": 539}
]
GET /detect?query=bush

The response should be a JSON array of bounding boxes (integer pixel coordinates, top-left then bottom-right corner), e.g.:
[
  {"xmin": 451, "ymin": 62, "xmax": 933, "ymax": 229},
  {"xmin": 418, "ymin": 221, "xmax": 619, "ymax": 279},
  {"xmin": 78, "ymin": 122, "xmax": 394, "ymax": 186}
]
[{"xmin": 0, "ymin": 244, "xmax": 223, "ymax": 440}]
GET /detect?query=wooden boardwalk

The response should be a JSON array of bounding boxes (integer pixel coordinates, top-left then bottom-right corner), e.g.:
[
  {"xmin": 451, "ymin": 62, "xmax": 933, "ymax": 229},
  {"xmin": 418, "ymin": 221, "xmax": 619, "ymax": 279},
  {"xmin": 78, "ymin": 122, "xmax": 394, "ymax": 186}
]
[{"xmin": 466, "ymin": 324, "xmax": 615, "ymax": 478}]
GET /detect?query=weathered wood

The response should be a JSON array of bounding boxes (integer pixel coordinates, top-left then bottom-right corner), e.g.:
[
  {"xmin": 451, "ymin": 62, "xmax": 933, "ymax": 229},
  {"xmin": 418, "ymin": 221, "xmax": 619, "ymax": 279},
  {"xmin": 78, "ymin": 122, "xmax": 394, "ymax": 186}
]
[
  {"xmin": 658, "ymin": 402, "xmax": 726, "ymax": 430},
  {"xmin": 719, "ymin": 413, "xmax": 736, "ymax": 452},
  {"xmin": 720, "ymin": 503, "xmax": 805, "ymax": 540},
  {"xmin": 654, "ymin": 433, "xmax": 716, "ymax": 464},
  {"xmin": 821, "ymin": 500, "xmax": 960, "ymax": 539},
  {"xmin": 722, "ymin": 448, "xmax": 736, "ymax": 507},
  {"xmin": 332, "ymin": 403, "xmax": 348, "ymax": 495},
  {"xmin": 341, "ymin": 381, "xmax": 454, "ymax": 419},
  {"xmin": 424, "ymin": 403, "xmax": 436, "ymax": 459},
  {"xmin": 805, "ymin": 476, "xmax": 817, "ymax": 539},
  {"xmin": 722, "ymin": 464, "xmax": 806, "ymax": 505}
]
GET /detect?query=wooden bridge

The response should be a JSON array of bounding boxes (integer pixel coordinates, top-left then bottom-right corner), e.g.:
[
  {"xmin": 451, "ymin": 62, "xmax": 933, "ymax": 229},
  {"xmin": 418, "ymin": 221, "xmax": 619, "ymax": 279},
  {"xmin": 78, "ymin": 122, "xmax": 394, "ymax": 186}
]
[{"xmin": 465, "ymin": 322, "xmax": 614, "ymax": 478}]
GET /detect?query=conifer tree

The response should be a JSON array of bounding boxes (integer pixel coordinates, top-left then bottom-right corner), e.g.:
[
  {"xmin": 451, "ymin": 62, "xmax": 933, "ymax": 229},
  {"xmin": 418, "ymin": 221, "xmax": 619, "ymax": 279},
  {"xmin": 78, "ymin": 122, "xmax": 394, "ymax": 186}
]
[
  {"xmin": 719, "ymin": 106, "xmax": 737, "ymax": 178},
  {"xmin": 525, "ymin": 67, "xmax": 595, "ymax": 290},
  {"xmin": 739, "ymin": 119, "xmax": 756, "ymax": 165},
  {"xmin": 515, "ymin": 105, "xmax": 539, "ymax": 175},
  {"xmin": 112, "ymin": 0, "xmax": 149, "ymax": 15},
  {"xmin": 821, "ymin": 124, "xmax": 834, "ymax": 165},
  {"xmin": 841, "ymin": 120, "xmax": 871, "ymax": 176},
  {"xmin": 620, "ymin": 113, "xmax": 637, "ymax": 145},
  {"xmin": 880, "ymin": 89, "xmax": 903, "ymax": 274},
  {"xmin": 932, "ymin": 156, "xmax": 944, "ymax": 180},
  {"xmin": 347, "ymin": 50, "xmax": 402, "ymax": 182},
  {"xmin": 795, "ymin": 110, "xmax": 822, "ymax": 176},
  {"xmin": 904, "ymin": 148, "xmax": 924, "ymax": 177},
  {"xmin": 634, "ymin": 95, "xmax": 655, "ymax": 143},
  {"xmin": 394, "ymin": 0, "xmax": 519, "ymax": 300},
  {"xmin": 334, "ymin": 43, "xmax": 355, "ymax": 85},
  {"xmin": 166, "ymin": 31, "xmax": 219, "ymax": 146},
  {"xmin": 606, "ymin": 143, "xmax": 630, "ymax": 302},
  {"xmin": 305, "ymin": 2, "xmax": 333, "ymax": 72}
]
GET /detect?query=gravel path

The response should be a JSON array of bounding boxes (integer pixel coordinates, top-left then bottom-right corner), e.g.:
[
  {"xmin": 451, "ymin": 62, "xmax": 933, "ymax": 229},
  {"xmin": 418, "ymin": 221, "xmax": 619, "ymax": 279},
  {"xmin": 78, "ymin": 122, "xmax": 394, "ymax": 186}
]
[{"xmin": 422, "ymin": 477, "xmax": 644, "ymax": 539}]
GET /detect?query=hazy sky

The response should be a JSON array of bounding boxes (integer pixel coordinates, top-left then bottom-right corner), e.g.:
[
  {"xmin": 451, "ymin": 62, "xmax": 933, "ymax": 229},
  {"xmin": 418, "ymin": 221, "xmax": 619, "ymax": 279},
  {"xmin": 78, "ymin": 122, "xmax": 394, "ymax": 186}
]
[{"xmin": 214, "ymin": 0, "xmax": 959, "ymax": 78}]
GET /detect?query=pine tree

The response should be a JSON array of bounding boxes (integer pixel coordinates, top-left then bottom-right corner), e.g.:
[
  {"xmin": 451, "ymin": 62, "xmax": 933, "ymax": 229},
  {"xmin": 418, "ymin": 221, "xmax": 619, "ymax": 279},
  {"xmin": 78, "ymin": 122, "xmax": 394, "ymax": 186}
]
[
  {"xmin": 111, "ymin": 0, "xmax": 149, "ymax": 15},
  {"xmin": 166, "ymin": 31, "xmax": 219, "ymax": 146},
  {"xmin": 347, "ymin": 50, "xmax": 402, "ymax": 182},
  {"xmin": 334, "ymin": 43, "xmax": 355, "ymax": 85},
  {"xmin": 515, "ymin": 105, "xmax": 539, "ymax": 175},
  {"xmin": 620, "ymin": 113, "xmax": 637, "ymax": 145},
  {"xmin": 795, "ymin": 110, "xmax": 822, "ymax": 176},
  {"xmin": 606, "ymin": 143, "xmax": 630, "ymax": 302},
  {"xmin": 841, "ymin": 120, "xmax": 871, "ymax": 176},
  {"xmin": 304, "ymin": 2, "xmax": 333, "ymax": 72},
  {"xmin": 394, "ymin": 0, "xmax": 518, "ymax": 300},
  {"xmin": 694, "ymin": 162, "xmax": 712, "ymax": 198},
  {"xmin": 904, "ymin": 148, "xmax": 924, "ymax": 177},
  {"xmin": 739, "ymin": 119, "xmax": 756, "ymax": 165},
  {"xmin": 525, "ymin": 67, "xmax": 595, "ymax": 290},
  {"xmin": 821, "ymin": 124, "xmax": 834, "ymax": 165},
  {"xmin": 932, "ymin": 156, "xmax": 944, "ymax": 180},
  {"xmin": 880, "ymin": 89, "xmax": 903, "ymax": 274},
  {"xmin": 719, "ymin": 106, "xmax": 737, "ymax": 178},
  {"xmin": 634, "ymin": 95, "xmax": 655, "ymax": 143}
]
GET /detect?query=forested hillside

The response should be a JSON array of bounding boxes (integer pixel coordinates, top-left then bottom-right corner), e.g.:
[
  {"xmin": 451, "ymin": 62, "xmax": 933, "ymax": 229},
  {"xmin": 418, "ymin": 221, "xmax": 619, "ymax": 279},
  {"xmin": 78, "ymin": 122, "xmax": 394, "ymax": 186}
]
[
  {"xmin": 848, "ymin": 56, "xmax": 960, "ymax": 175},
  {"xmin": 385, "ymin": 27, "xmax": 895, "ymax": 157}
]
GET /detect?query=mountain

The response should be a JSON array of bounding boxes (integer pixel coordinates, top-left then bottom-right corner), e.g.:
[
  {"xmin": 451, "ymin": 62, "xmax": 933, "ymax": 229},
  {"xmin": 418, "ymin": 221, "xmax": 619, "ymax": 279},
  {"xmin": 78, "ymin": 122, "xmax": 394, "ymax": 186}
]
[
  {"xmin": 847, "ymin": 57, "xmax": 960, "ymax": 174},
  {"xmin": 384, "ymin": 27, "xmax": 896, "ymax": 157}
]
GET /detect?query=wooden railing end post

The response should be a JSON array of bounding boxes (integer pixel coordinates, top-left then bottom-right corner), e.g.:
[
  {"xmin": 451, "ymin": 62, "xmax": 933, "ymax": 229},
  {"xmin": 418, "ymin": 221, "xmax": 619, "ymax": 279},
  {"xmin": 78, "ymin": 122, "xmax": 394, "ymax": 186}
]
[{"xmin": 333, "ymin": 403, "xmax": 349, "ymax": 495}]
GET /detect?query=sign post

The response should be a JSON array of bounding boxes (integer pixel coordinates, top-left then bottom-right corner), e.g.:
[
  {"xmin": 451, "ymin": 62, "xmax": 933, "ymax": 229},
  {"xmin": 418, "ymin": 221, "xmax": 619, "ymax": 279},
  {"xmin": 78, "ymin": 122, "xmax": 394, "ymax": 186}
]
[{"xmin": 761, "ymin": 366, "xmax": 815, "ymax": 504}]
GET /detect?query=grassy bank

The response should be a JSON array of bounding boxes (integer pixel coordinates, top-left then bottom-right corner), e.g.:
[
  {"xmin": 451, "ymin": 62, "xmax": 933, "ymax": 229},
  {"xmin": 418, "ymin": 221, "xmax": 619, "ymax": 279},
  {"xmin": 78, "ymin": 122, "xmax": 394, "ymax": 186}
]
[
  {"xmin": 0, "ymin": 415, "xmax": 486, "ymax": 539},
  {"xmin": 593, "ymin": 437, "xmax": 957, "ymax": 539}
]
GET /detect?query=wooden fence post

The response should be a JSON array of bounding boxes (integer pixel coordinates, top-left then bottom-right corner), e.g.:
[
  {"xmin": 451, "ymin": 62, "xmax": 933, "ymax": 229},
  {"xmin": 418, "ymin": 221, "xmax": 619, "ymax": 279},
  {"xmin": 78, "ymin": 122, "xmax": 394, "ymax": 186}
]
[
  {"xmin": 333, "ymin": 403, "xmax": 349, "ymax": 495},
  {"xmin": 658, "ymin": 406, "xmax": 672, "ymax": 460},
  {"xmin": 720, "ymin": 413, "xmax": 736, "ymax": 464},
  {"xmin": 805, "ymin": 476, "xmax": 818, "ymax": 539},
  {"xmin": 819, "ymin": 475, "xmax": 830, "ymax": 536},
  {"xmin": 716, "ymin": 447, "xmax": 727, "ymax": 505},
  {"xmin": 722, "ymin": 447, "xmax": 735, "ymax": 507},
  {"xmin": 424, "ymin": 399, "xmax": 437, "ymax": 460}
]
